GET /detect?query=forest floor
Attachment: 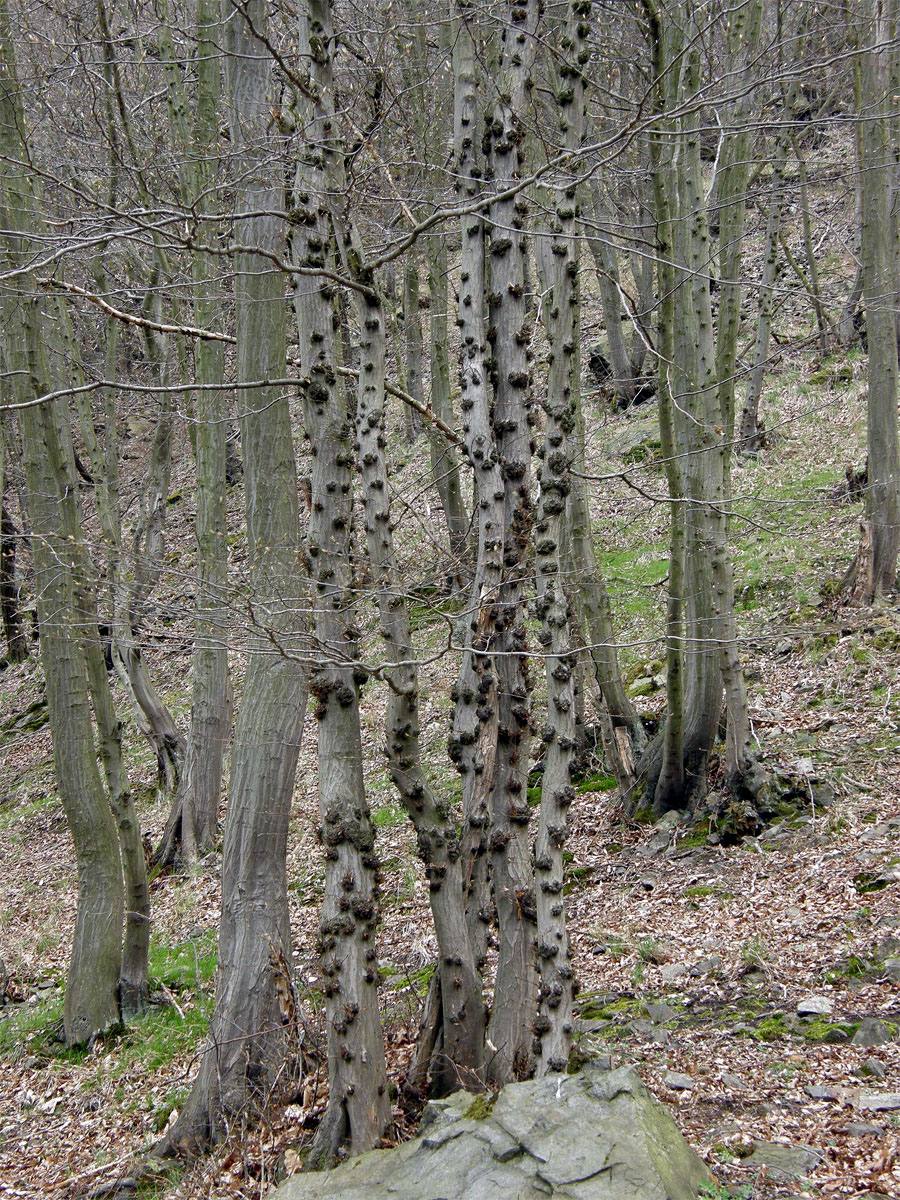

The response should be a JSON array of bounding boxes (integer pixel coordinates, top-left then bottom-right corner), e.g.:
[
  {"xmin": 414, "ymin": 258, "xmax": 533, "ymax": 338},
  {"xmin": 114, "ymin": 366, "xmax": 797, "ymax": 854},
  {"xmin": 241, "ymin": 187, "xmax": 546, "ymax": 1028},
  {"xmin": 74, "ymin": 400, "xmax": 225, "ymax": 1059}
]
[{"xmin": 2, "ymin": 335, "xmax": 900, "ymax": 1200}]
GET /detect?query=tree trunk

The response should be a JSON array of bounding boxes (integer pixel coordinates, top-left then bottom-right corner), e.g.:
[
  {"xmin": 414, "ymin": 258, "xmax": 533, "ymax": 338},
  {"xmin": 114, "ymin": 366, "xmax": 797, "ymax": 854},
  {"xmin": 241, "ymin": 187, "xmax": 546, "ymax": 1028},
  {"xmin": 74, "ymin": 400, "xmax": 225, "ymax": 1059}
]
[
  {"xmin": 738, "ymin": 156, "xmax": 785, "ymax": 452},
  {"xmin": 403, "ymin": 253, "xmax": 425, "ymax": 442},
  {"xmin": 849, "ymin": 0, "xmax": 900, "ymax": 599},
  {"xmin": 293, "ymin": 0, "xmax": 390, "ymax": 1159},
  {"xmin": 583, "ymin": 166, "xmax": 637, "ymax": 405},
  {"xmin": 156, "ymin": 0, "xmax": 231, "ymax": 867},
  {"xmin": 353, "ymin": 263, "xmax": 485, "ymax": 1099},
  {"xmin": 448, "ymin": 2, "xmax": 505, "ymax": 1003},
  {"xmin": 157, "ymin": 0, "xmax": 307, "ymax": 1153},
  {"xmin": 427, "ymin": 236, "xmax": 471, "ymax": 581},
  {"xmin": 0, "ymin": 502, "xmax": 27, "ymax": 663},
  {"xmin": 532, "ymin": 0, "xmax": 589, "ymax": 1074},
  {"xmin": 642, "ymin": 0, "xmax": 761, "ymax": 813},
  {"xmin": 0, "ymin": 0, "xmax": 129, "ymax": 1046},
  {"xmin": 483, "ymin": 0, "xmax": 541, "ymax": 1087}
]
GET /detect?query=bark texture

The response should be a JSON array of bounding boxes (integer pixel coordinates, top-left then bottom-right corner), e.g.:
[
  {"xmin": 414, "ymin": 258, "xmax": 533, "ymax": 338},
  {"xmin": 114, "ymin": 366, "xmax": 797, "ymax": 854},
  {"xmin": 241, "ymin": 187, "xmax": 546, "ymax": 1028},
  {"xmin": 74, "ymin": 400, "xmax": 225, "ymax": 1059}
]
[
  {"xmin": 157, "ymin": 0, "xmax": 307, "ymax": 1152},
  {"xmin": 483, "ymin": 0, "xmax": 541, "ymax": 1087},
  {"xmin": 849, "ymin": 0, "xmax": 900, "ymax": 599},
  {"xmin": 293, "ymin": 0, "xmax": 390, "ymax": 1159}
]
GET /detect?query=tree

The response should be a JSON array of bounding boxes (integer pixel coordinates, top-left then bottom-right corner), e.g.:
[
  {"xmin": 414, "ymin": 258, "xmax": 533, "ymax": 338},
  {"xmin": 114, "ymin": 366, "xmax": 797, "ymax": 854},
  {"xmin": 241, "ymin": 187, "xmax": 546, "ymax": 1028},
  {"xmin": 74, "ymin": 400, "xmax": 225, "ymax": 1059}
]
[
  {"xmin": 845, "ymin": 0, "xmax": 900, "ymax": 600},
  {"xmin": 158, "ymin": 0, "xmax": 308, "ymax": 1151},
  {"xmin": 641, "ymin": 0, "xmax": 763, "ymax": 814},
  {"xmin": 0, "ymin": 0, "xmax": 150, "ymax": 1041}
]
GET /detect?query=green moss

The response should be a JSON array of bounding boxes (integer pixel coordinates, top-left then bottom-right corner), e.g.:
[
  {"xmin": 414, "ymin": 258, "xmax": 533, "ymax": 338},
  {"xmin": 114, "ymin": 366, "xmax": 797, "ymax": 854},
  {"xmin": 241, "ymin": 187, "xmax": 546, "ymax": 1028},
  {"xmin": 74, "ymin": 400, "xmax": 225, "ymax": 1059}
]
[
  {"xmin": 464, "ymin": 1093, "xmax": 497, "ymax": 1121},
  {"xmin": 801, "ymin": 1019, "xmax": 859, "ymax": 1044},
  {"xmin": 750, "ymin": 1014, "xmax": 786, "ymax": 1041},
  {"xmin": 854, "ymin": 871, "xmax": 890, "ymax": 894},
  {"xmin": 576, "ymin": 773, "xmax": 618, "ymax": 794},
  {"xmin": 683, "ymin": 885, "xmax": 719, "ymax": 899},
  {"xmin": 824, "ymin": 954, "xmax": 871, "ymax": 983}
]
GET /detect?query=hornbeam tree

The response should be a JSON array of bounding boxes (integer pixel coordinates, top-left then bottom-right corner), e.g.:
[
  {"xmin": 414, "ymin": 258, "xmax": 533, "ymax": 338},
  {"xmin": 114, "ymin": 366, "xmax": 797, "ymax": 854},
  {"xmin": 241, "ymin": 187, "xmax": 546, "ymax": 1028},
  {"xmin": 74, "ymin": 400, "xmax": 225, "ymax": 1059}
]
[{"xmin": 158, "ymin": 0, "xmax": 308, "ymax": 1152}]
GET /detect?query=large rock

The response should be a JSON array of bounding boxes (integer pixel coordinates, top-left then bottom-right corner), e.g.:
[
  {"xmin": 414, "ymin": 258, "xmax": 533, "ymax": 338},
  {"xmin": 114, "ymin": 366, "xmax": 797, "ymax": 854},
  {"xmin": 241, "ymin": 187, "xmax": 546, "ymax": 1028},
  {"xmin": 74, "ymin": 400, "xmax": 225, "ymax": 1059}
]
[{"xmin": 273, "ymin": 1065, "xmax": 711, "ymax": 1200}]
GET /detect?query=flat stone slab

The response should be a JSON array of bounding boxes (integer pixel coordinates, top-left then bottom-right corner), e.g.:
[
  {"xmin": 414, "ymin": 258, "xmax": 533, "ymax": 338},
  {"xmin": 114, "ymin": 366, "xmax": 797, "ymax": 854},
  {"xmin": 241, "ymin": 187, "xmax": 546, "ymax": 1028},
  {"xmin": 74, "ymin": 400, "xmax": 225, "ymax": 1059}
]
[
  {"xmin": 272, "ymin": 1065, "xmax": 712, "ymax": 1200},
  {"xmin": 858, "ymin": 1092, "xmax": 900, "ymax": 1112},
  {"xmin": 744, "ymin": 1141, "xmax": 823, "ymax": 1179}
]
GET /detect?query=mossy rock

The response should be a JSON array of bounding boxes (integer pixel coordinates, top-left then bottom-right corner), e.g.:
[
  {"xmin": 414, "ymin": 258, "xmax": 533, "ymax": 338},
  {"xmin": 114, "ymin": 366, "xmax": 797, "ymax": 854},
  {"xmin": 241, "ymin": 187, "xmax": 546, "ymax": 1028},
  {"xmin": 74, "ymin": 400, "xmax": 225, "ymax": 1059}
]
[{"xmin": 463, "ymin": 1093, "xmax": 496, "ymax": 1121}]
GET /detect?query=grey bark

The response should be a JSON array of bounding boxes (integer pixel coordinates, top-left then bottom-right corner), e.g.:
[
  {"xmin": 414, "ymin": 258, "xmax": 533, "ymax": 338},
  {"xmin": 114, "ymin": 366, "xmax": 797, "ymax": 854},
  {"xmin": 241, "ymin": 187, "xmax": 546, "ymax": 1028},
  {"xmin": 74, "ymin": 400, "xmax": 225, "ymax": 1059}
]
[
  {"xmin": 0, "ymin": 501, "xmax": 27, "ymax": 663},
  {"xmin": 157, "ymin": 0, "xmax": 307, "ymax": 1153},
  {"xmin": 532, "ymin": 0, "xmax": 588, "ymax": 1075},
  {"xmin": 448, "ymin": 3, "xmax": 504, "ymax": 990},
  {"xmin": 353, "ymin": 263, "xmax": 485, "ymax": 1100},
  {"xmin": 642, "ymin": 0, "xmax": 761, "ymax": 812},
  {"xmin": 403, "ymin": 254, "xmax": 425, "ymax": 442},
  {"xmin": 847, "ymin": 0, "xmax": 900, "ymax": 599},
  {"xmin": 427, "ymin": 237, "xmax": 471, "ymax": 581},
  {"xmin": 156, "ymin": 0, "xmax": 231, "ymax": 867},
  {"xmin": 483, "ymin": 0, "xmax": 541, "ymax": 1087},
  {"xmin": 738, "ymin": 148, "xmax": 786, "ymax": 453},
  {"xmin": 292, "ymin": 0, "xmax": 390, "ymax": 1159},
  {"xmin": 0, "ymin": 0, "xmax": 135, "ymax": 1045}
]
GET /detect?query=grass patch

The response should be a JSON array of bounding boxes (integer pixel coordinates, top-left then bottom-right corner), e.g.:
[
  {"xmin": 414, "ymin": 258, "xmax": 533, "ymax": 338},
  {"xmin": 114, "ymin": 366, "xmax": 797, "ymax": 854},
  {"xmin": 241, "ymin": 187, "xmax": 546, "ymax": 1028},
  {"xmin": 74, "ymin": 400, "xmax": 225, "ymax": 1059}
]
[
  {"xmin": 0, "ymin": 995, "xmax": 69, "ymax": 1060},
  {"xmin": 372, "ymin": 801, "xmax": 406, "ymax": 830},
  {"xmin": 149, "ymin": 931, "xmax": 218, "ymax": 992},
  {"xmin": 683, "ymin": 884, "xmax": 719, "ymax": 899}
]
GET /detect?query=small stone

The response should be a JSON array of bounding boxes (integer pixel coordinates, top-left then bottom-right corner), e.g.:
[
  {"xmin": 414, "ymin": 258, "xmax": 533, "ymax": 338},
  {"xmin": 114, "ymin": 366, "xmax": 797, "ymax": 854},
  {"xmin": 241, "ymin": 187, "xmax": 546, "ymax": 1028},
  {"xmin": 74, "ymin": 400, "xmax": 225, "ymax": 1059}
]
[
  {"xmin": 797, "ymin": 994, "xmax": 834, "ymax": 1017},
  {"xmin": 883, "ymin": 957, "xmax": 900, "ymax": 982},
  {"xmin": 664, "ymin": 1072, "xmax": 693, "ymax": 1091},
  {"xmin": 721, "ymin": 1073, "xmax": 746, "ymax": 1091},
  {"xmin": 628, "ymin": 1019, "xmax": 654, "ymax": 1036},
  {"xmin": 645, "ymin": 1002, "xmax": 677, "ymax": 1024},
  {"xmin": 852, "ymin": 1018, "xmax": 893, "ymax": 1047},
  {"xmin": 810, "ymin": 781, "xmax": 836, "ymax": 808},
  {"xmin": 638, "ymin": 832, "xmax": 670, "ymax": 858},
  {"xmin": 876, "ymin": 935, "xmax": 900, "ymax": 959},
  {"xmin": 805, "ymin": 1085, "xmax": 839, "ymax": 1100},
  {"xmin": 857, "ymin": 1058, "xmax": 887, "ymax": 1080},
  {"xmin": 649, "ymin": 1028, "xmax": 670, "ymax": 1045},
  {"xmin": 842, "ymin": 1122, "xmax": 883, "ymax": 1136},
  {"xmin": 660, "ymin": 962, "xmax": 689, "ymax": 983},
  {"xmin": 690, "ymin": 955, "xmax": 722, "ymax": 977}
]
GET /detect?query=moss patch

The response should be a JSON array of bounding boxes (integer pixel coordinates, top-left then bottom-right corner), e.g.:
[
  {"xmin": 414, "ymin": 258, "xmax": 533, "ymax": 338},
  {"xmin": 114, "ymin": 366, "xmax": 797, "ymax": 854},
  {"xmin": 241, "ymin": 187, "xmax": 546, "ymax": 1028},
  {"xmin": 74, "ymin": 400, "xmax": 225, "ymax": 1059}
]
[{"xmin": 464, "ymin": 1093, "xmax": 497, "ymax": 1121}]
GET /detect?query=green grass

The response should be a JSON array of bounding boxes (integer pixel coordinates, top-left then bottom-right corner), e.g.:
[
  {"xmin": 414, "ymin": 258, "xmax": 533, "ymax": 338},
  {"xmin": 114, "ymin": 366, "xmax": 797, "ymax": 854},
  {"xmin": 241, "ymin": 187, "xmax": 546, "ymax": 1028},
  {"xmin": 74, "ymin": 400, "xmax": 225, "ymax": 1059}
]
[
  {"xmin": 149, "ymin": 930, "xmax": 218, "ymax": 992},
  {"xmin": 0, "ymin": 933, "xmax": 216, "ymax": 1074},
  {"xmin": 0, "ymin": 995, "xmax": 67, "ymax": 1059},
  {"xmin": 372, "ymin": 800, "xmax": 406, "ymax": 829}
]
